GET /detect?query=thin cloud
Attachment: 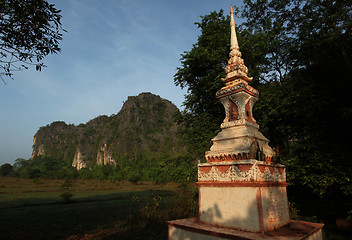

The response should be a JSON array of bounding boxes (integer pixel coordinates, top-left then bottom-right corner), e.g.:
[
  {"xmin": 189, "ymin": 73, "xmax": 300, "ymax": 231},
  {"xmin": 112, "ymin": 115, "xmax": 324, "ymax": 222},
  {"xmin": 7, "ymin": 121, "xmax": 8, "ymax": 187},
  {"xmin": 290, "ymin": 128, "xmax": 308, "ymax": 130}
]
[{"xmin": 1, "ymin": 0, "xmax": 242, "ymax": 165}]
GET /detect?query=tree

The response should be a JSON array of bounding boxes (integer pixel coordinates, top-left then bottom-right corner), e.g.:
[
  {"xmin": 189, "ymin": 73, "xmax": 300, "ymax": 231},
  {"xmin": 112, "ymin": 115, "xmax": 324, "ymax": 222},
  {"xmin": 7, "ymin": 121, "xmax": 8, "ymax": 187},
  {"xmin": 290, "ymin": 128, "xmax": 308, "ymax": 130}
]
[
  {"xmin": 174, "ymin": 10, "xmax": 229, "ymax": 160},
  {"xmin": 241, "ymin": 0, "xmax": 352, "ymax": 82},
  {"xmin": 241, "ymin": 0, "xmax": 352, "ymax": 197},
  {"xmin": 175, "ymin": 1, "xmax": 352, "ymax": 198},
  {"xmin": 0, "ymin": 163, "xmax": 13, "ymax": 176},
  {"xmin": 0, "ymin": 0, "xmax": 65, "ymax": 83}
]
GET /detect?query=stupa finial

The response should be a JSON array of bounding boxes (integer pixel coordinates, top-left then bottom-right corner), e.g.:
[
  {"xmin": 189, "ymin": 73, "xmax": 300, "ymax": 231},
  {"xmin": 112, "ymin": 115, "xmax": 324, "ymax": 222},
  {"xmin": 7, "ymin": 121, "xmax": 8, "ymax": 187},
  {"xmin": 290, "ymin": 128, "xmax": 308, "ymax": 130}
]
[
  {"xmin": 222, "ymin": 5, "xmax": 252, "ymax": 84},
  {"xmin": 230, "ymin": 4, "xmax": 239, "ymax": 51}
]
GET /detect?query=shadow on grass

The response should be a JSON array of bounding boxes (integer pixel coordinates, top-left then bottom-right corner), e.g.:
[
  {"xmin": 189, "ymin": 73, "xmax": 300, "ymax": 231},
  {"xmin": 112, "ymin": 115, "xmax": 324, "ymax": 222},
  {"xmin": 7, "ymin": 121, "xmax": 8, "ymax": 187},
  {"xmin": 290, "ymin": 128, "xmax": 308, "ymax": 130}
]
[{"xmin": 0, "ymin": 189, "xmax": 175, "ymax": 240}]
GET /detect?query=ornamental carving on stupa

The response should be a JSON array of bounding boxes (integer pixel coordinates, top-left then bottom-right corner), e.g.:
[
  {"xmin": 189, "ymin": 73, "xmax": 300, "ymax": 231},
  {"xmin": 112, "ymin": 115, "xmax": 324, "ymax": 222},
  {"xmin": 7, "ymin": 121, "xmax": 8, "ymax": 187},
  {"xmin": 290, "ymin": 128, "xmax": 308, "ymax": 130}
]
[
  {"xmin": 205, "ymin": 4, "xmax": 273, "ymax": 163},
  {"xmin": 222, "ymin": 5, "xmax": 252, "ymax": 85}
]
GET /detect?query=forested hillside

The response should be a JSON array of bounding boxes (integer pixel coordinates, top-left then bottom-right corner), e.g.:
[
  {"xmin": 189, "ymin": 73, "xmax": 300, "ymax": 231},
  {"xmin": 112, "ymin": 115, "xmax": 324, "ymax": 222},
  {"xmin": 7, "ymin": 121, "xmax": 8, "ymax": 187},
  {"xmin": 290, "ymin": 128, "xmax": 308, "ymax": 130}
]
[{"xmin": 15, "ymin": 92, "xmax": 193, "ymax": 182}]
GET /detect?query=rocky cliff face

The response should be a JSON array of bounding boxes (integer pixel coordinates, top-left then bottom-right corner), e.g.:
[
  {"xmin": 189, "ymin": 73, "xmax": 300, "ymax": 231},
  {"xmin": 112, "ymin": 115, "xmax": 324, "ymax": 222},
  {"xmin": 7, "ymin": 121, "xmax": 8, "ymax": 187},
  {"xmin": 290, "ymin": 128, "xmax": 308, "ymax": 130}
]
[
  {"xmin": 32, "ymin": 92, "xmax": 184, "ymax": 170},
  {"xmin": 96, "ymin": 144, "xmax": 116, "ymax": 166}
]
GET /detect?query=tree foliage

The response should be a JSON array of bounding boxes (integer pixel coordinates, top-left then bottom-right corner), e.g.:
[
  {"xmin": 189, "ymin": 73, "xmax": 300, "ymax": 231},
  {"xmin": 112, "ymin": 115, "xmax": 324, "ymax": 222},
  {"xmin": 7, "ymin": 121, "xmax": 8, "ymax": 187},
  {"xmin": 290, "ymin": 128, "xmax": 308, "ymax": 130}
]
[
  {"xmin": 15, "ymin": 93, "xmax": 193, "ymax": 184},
  {"xmin": 242, "ymin": 0, "xmax": 352, "ymax": 82},
  {"xmin": 0, "ymin": 0, "xmax": 65, "ymax": 82},
  {"xmin": 10, "ymin": 152, "xmax": 196, "ymax": 185},
  {"xmin": 241, "ymin": 0, "xmax": 352, "ymax": 197},
  {"xmin": 175, "ymin": 1, "xmax": 352, "ymax": 198},
  {"xmin": 0, "ymin": 163, "xmax": 13, "ymax": 176},
  {"xmin": 12, "ymin": 156, "xmax": 78, "ymax": 179},
  {"xmin": 32, "ymin": 93, "xmax": 185, "ymax": 170},
  {"xmin": 174, "ymin": 10, "xmax": 229, "ymax": 159}
]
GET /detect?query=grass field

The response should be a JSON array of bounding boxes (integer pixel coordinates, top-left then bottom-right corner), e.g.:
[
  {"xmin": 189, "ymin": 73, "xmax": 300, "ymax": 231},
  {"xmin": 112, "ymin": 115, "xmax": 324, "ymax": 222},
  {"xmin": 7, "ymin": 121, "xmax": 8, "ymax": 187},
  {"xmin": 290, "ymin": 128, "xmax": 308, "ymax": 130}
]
[
  {"xmin": 1, "ymin": 177, "xmax": 351, "ymax": 239},
  {"xmin": 0, "ymin": 177, "xmax": 181, "ymax": 240}
]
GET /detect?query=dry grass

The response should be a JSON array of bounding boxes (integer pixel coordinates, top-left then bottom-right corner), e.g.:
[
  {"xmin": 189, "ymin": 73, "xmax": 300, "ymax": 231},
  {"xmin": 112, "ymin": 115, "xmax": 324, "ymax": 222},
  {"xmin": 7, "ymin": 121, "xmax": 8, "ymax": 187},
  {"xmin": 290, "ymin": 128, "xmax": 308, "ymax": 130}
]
[
  {"xmin": 0, "ymin": 177, "xmax": 177, "ymax": 208},
  {"xmin": 0, "ymin": 177, "xmax": 178, "ymax": 240}
]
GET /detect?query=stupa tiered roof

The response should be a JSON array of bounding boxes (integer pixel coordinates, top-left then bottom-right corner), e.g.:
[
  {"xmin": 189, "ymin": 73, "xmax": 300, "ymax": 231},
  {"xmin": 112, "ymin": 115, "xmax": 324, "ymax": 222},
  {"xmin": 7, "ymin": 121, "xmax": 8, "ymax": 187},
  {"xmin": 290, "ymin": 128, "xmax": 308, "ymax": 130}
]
[{"xmin": 222, "ymin": 4, "xmax": 252, "ymax": 85}]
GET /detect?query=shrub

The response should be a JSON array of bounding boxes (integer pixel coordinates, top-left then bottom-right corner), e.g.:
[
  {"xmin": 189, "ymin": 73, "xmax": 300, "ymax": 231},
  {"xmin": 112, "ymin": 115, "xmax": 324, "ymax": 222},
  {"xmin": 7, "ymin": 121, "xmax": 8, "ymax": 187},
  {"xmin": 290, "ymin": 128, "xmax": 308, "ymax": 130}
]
[
  {"xmin": 60, "ymin": 192, "xmax": 73, "ymax": 203},
  {"xmin": 128, "ymin": 172, "xmax": 141, "ymax": 184}
]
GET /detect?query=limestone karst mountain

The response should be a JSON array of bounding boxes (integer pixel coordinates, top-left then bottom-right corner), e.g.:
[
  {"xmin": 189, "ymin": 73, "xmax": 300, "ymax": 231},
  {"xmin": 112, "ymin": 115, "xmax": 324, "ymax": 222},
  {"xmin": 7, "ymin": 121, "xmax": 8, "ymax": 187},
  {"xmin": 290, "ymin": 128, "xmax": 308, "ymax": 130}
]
[{"xmin": 32, "ymin": 92, "xmax": 185, "ymax": 170}]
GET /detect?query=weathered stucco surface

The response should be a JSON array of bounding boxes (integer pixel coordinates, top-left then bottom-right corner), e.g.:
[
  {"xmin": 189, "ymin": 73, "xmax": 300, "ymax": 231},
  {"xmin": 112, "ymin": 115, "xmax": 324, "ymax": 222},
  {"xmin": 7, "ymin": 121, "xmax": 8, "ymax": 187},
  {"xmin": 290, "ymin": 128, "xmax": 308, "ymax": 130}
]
[
  {"xmin": 198, "ymin": 185, "xmax": 289, "ymax": 232},
  {"xmin": 199, "ymin": 186, "xmax": 260, "ymax": 231},
  {"xmin": 261, "ymin": 186, "xmax": 290, "ymax": 231},
  {"xmin": 168, "ymin": 225, "xmax": 222, "ymax": 240}
]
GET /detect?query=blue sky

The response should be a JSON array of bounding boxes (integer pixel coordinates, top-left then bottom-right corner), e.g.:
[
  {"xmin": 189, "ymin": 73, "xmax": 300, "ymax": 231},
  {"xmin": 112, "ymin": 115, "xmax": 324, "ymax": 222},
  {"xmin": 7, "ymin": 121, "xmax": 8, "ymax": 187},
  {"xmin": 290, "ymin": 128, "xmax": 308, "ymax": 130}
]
[{"xmin": 0, "ymin": 0, "xmax": 244, "ymax": 165}]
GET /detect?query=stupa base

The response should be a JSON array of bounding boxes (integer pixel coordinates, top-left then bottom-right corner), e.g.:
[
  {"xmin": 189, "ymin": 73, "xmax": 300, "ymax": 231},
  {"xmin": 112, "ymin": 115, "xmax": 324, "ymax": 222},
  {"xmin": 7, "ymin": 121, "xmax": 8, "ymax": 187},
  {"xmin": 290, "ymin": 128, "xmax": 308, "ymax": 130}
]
[{"xmin": 167, "ymin": 218, "xmax": 323, "ymax": 240}]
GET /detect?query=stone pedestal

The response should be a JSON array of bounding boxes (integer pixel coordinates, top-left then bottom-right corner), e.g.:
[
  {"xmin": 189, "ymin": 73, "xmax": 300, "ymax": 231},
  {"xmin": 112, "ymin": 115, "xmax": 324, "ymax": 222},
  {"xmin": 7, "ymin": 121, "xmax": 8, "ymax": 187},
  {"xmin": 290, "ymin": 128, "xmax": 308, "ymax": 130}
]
[
  {"xmin": 167, "ymin": 160, "xmax": 324, "ymax": 239},
  {"xmin": 198, "ymin": 160, "xmax": 289, "ymax": 232},
  {"xmin": 198, "ymin": 184, "xmax": 289, "ymax": 232},
  {"xmin": 168, "ymin": 218, "xmax": 324, "ymax": 240}
]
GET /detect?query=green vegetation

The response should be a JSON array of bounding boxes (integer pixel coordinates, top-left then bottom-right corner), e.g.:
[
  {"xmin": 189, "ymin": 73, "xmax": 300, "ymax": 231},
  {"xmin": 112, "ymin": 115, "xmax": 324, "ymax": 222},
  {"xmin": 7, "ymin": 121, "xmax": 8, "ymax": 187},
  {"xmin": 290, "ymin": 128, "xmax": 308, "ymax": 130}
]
[
  {"xmin": 0, "ymin": 163, "xmax": 13, "ymax": 176},
  {"xmin": 174, "ymin": 10, "xmax": 229, "ymax": 160},
  {"xmin": 0, "ymin": 178, "xmax": 196, "ymax": 240},
  {"xmin": 0, "ymin": 178, "xmax": 350, "ymax": 239},
  {"xmin": 0, "ymin": 94, "xmax": 194, "ymax": 185},
  {"xmin": 10, "ymin": 156, "xmax": 78, "ymax": 179},
  {"xmin": 239, "ymin": 0, "xmax": 352, "ymax": 199},
  {"xmin": 175, "ymin": 1, "xmax": 352, "ymax": 201},
  {"xmin": 0, "ymin": 0, "xmax": 65, "ymax": 82},
  {"xmin": 1, "ymin": 1, "xmax": 351, "ymax": 238},
  {"xmin": 3, "ymin": 153, "xmax": 196, "ymax": 185},
  {"xmin": 11, "ymin": 92, "xmax": 193, "ymax": 184}
]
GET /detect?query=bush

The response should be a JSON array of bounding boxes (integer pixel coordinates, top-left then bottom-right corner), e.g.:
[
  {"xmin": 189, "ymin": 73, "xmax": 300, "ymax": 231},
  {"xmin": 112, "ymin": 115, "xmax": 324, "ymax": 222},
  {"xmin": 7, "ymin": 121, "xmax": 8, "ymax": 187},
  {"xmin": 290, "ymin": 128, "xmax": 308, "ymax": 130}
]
[
  {"xmin": 173, "ymin": 180, "xmax": 198, "ymax": 218},
  {"xmin": 0, "ymin": 163, "xmax": 13, "ymax": 176},
  {"xmin": 60, "ymin": 192, "xmax": 73, "ymax": 203},
  {"xmin": 128, "ymin": 172, "xmax": 141, "ymax": 184}
]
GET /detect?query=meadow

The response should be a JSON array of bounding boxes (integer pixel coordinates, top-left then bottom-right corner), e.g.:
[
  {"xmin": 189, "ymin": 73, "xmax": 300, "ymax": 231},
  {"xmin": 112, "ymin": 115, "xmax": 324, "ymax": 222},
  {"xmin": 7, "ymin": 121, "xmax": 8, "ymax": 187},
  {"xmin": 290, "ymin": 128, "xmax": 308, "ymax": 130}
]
[
  {"xmin": 0, "ymin": 177, "xmax": 351, "ymax": 240},
  {"xmin": 0, "ymin": 177, "xmax": 192, "ymax": 240}
]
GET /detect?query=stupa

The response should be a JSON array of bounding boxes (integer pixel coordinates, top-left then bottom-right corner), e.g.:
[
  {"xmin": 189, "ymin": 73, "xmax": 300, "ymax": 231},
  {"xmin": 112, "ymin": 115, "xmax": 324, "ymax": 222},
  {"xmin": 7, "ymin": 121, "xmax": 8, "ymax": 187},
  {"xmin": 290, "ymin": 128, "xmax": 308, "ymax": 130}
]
[{"xmin": 168, "ymin": 5, "xmax": 324, "ymax": 240}]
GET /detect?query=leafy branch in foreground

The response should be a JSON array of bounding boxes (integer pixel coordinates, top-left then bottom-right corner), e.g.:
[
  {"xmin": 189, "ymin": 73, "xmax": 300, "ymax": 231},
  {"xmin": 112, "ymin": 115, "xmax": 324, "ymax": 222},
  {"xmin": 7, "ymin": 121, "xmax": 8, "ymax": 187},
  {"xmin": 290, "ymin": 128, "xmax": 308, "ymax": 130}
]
[{"xmin": 0, "ymin": 0, "xmax": 65, "ymax": 83}]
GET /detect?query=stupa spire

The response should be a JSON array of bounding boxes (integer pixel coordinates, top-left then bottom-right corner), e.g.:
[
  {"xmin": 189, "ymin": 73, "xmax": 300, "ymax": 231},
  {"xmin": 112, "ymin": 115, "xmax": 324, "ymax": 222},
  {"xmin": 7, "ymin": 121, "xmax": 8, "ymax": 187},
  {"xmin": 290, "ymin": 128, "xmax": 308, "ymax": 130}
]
[
  {"xmin": 230, "ymin": 4, "xmax": 239, "ymax": 52},
  {"xmin": 222, "ymin": 4, "xmax": 252, "ymax": 84}
]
